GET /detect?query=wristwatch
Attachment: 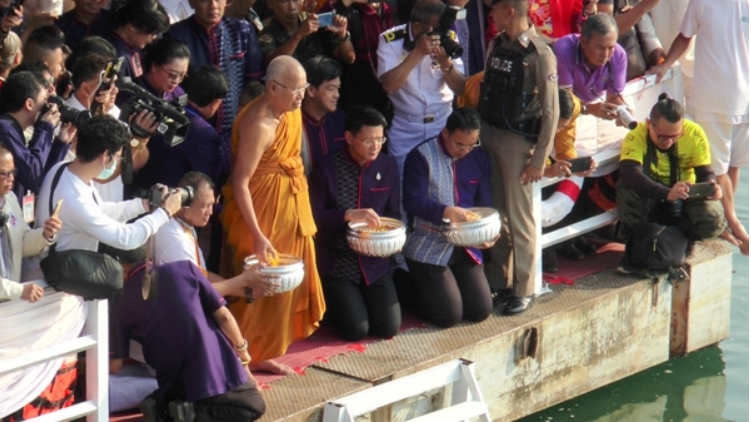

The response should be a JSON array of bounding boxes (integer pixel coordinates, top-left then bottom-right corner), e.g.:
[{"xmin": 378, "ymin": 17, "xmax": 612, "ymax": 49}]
[
  {"xmin": 130, "ymin": 139, "xmax": 143, "ymax": 149},
  {"xmin": 581, "ymin": 103, "xmax": 589, "ymax": 115}
]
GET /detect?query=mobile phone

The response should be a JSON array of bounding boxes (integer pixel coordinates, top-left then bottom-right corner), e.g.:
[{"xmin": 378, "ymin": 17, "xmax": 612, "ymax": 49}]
[
  {"xmin": 52, "ymin": 199, "xmax": 63, "ymax": 218},
  {"xmin": 317, "ymin": 11, "xmax": 335, "ymax": 28},
  {"xmin": 568, "ymin": 156, "xmax": 593, "ymax": 173},
  {"xmin": 687, "ymin": 182, "xmax": 716, "ymax": 198}
]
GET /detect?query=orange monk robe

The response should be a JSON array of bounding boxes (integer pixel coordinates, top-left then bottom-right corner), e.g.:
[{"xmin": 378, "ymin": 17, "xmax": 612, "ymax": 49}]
[{"xmin": 220, "ymin": 104, "xmax": 326, "ymax": 362}]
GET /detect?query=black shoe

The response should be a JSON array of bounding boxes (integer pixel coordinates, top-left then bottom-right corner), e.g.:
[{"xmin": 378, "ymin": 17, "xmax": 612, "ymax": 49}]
[
  {"xmin": 139, "ymin": 395, "xmax": 166, "ymax": 422},
  {"xmin": 573, "ymin": 237, "xmax": 598, "ymax": 256},
  {"xmin": 491, "ymin": 288, "xmax": 512, "ymax": 308},
  {"xmin": 168, "ymin": 400, "xmax": 196, "ymax": 422},
  {"xmin": 557, "ymin": 241, "xmax": 585, "ymax": 260},
  {"xmin": 503, "ymin": 296, "xmax": 533, "ymax": 315},
  {"xmin": 542, "ymin": 248, "xmax": 558, "ymax": 273},
  {"xmin": 615, "ymin": 257, "xmax": 634, "ymax": 274}
]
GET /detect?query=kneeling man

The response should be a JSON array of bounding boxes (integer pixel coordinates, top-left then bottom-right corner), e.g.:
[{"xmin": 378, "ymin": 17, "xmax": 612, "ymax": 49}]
[
  {"xmin": 617, "ymin": 94, "xmax": 725, "ymax": 269},
  {"xmin": 400, "ymin": 108, "xmax": 495, "ymax": 328},
  {"xmin": 309, "ymin": 106, "xmax": 402, "ymax": 341}
]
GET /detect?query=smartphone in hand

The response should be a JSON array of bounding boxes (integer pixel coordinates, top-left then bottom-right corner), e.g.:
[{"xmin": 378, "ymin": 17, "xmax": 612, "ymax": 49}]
[
  {"xmin": 317, "ymin": 11, "xmax": 335, "ymax": 27},
  {"xmin": 687, "ymin": 182, "xmax": 716, "ymax": 198},
  {"xmin": 567, "ymin": 156, "xmax": 593, "ymax": 173}
]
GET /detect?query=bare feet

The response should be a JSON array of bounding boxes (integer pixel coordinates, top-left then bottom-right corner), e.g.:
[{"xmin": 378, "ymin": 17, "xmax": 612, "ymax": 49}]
[
  {"xmin": 722, "ymin": 222, "xmax": 750, "ymax": 256},
  {"xmin": 249, "ymin": 359, "xmax": 297, "ymax": 375}
]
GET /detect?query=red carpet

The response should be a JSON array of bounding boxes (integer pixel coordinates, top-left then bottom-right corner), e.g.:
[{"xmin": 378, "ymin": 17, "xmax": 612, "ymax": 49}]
[
  {"xmin": 253, "ymin": 311, "xmax": 426, "ymax": 387},
  {"xmin": 543, "ymin": 241, "xmax": 625, "ymax": 284}
]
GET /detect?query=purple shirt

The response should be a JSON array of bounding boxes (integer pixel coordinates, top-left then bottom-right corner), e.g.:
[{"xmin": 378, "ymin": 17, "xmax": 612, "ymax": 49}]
[
  {"xmin": 303, "ymin": 108, "xmax": 346, "ymax": 171},
  {"xmin": 110, "ymin": 261, "xmax": 248, "ymax": 402},
  {"xmin": 553, "ymin": 34, "xmax": 628, "ymax": 103}
]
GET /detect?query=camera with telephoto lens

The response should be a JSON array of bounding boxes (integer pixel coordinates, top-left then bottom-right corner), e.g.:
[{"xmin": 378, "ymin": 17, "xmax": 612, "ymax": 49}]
[
  {"xmin": 616, "ymin": 105, "xmax": 638, "ymax": 130},
  {"xmin": 147, "ymin": 184, "xmax": 194, "ymax": 210},
  {"xmin": 430, "ymin": 5, "xmax": 466, "ymax": 60},
  {"xmin": 42, "ymin": 95, "xmax": 92, "ymax": 127},
  {"xmin": 90, "ymin": 57, "xmax": 124, "ymax": 115},
  {"xmin": 116, "ymin": 77, "xmax": 191, "ymax": 147}
]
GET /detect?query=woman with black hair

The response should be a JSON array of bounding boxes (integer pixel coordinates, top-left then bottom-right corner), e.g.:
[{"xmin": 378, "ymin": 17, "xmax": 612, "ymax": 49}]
[
  {"xmin": 129, "ymin": 38, "xmax": 192, "ymax": 193},
  {"xmin": 108, "ymin": 0, "xmax": 170, "ymax": 80}
]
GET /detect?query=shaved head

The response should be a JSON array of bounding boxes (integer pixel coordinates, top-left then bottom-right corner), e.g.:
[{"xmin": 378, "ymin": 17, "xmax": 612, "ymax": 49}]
[{"xmin": 266, "ymin": 55, "xmax": 305, "ymax": 87}]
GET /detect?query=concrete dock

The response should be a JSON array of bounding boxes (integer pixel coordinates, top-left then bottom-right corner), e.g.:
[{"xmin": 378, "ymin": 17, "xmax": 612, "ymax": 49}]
[{"xmin": 257, "ymin": 240, "xmax": 733, "ymax": 422}]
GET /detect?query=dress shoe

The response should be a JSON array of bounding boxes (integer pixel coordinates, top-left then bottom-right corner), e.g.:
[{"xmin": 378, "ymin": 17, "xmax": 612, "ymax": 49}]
[
  {"xmin": 542, "ymin": 247, "xmax": 558, "ymax": 273},
  {"xmin": 557, "ymin": 241, "xmax": 585, "ymax": 260},
  {"xmin": 573, "ymin": 236, "xmax": 598, "ymax": 256},
  {"xmin": 490, "ymin": 288, "xmax": 512, "ymax": 308},
  {"xmin": 503, "ymin": 295, "xmax": 533, "ymax": 315}
]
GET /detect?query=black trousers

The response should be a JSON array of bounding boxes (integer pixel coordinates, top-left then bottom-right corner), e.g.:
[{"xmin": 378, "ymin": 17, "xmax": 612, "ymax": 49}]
[
  {"xmin": 194, "ymin": 382, "xmax": 266, "ymax": 422},
  {"xmin": 322, "ymin": 272, "xmax": 402, "ymax": 341},
  {"xmin": 402, "ymin": 248, "xmax": 492, "ymax": 328}
]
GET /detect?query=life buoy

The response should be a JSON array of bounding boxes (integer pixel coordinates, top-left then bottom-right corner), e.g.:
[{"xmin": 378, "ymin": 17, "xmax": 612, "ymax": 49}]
[{"xmin": 541, "ymin": 175, "xmax": 584, "ymax": 228}]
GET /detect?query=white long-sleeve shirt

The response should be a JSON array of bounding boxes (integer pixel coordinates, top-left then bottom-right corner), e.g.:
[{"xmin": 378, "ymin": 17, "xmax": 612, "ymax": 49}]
[{"xmin": 36, "ymin": 162, "xmax": 169, "ymax": 252}]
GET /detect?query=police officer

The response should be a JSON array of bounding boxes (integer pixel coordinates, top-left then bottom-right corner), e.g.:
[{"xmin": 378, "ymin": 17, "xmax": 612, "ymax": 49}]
[
  {"xmin": 376, "ymin": 0, "xmax": 466, "ymax": 175},
  {"xmin": 479, "ymin": 0, "xmax": 559, "ymax": 315}
]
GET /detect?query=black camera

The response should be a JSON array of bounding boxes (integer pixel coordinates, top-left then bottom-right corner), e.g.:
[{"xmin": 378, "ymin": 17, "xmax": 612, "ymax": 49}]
[
  {"xmin": 43, "ymin": 95, "xmax": 92, "ymax": 127},
  {"xmin": 91, "ymin": 57, "xmax": 125, "ymax": 115},
  {"xmin": 431, "ymin": 5, "xmax": 466, "ymax": 60},
  {"xmin": 669, "ymin": 199, "xmax": 684, "ymax": 219},
  {"xmin": 148, "ymin": 184, "xmax": 194, "ymax": 210},
  {"xmin": 116, "ymin": 77, "xmax": 191, "ymax": 147}
]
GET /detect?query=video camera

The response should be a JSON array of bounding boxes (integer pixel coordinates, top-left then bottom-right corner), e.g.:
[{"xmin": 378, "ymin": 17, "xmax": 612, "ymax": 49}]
[
  {"xmin": 146, "ymin": 184, "xmax": 194, "ymax": 210},
  {"xmin": 116, "ymin": 77, "xmax": 191, "ymax": 147},
  {"xmin": 431, "ymin": 5, "xmax": 466, "ymax": 60},
  {"xmin": 43, "ymin": 95, "xmax": 92, "ymax": 127}
]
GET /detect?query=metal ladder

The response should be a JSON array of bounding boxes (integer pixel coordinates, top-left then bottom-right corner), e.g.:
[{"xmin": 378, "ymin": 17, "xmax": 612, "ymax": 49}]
[{"xmin": 322, "ymin": 359, "xmax": 492, "ymax": 422}]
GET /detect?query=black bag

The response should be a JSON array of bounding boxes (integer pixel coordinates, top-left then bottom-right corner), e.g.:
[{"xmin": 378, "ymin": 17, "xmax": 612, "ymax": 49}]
[
  {"xmin": 40, "ymin": 164, "xmax": 124, "ymax": 300},
  {"xmin": 623, "ymin": 141, "xmax": 690, "ymax": 281}
]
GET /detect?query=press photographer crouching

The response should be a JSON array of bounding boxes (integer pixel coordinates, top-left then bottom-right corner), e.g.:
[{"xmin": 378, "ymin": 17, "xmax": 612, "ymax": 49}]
[
  {"xmin": 616, "ymin": 94, "xmax": 725, "ymax": 275},
  {"xmin": 153, "ymin": 171, "xmax": 279, "ymax": 300},
  {"xmin": 0, "ymin": 71, "xmax": 74, "ymax": 200}
]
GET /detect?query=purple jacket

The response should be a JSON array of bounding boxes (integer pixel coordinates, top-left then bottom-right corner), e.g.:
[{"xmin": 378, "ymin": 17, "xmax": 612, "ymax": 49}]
[{"xmin": 309, "ymin": 149, "xmax": 401, "ymax": 284}]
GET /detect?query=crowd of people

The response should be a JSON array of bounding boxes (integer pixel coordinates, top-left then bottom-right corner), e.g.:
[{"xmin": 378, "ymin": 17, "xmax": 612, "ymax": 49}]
[{"xmin": 0, "ymin": 0, "xmax": 746, "ymax": 420}]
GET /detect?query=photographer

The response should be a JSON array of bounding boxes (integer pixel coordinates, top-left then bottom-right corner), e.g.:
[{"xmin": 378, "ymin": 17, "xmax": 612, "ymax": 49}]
[
  {"xmin": 128, "ymin": 38, "xmax": 191, "ymax": 192},
  {"xmin": 142, "ymin": 65, "xmax": 225, "ymax": 188},
  {"xmin": 36, "ymin": 115, "xmax": 181, "ymax": 254},
  {"xmin": 0, "ymin": 71, "xmax": 74, "ymax": 200},
  {"xmin": 154, "ymin": 171, "xmax": 278, "ymax": 298},
  {"xmin": 616, "ymin": 94, "xmax": 725, "ymax": 273},
  {"xmin": 66, "ymin": 54, "xmax": 157, "ymax": 201},
  {"xmin": 377, "ymin": 0, "xmax": 466, "ymax": 175}
]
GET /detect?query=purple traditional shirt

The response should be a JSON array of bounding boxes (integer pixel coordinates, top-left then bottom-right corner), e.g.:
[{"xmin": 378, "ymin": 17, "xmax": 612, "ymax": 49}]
[
  {"xmin": 110, "ymin": 261, "xmax": 248, "ymax": 402},
  {"xmin": 553, "ymin": 34, "xmax": 628, "ymax": 103}
]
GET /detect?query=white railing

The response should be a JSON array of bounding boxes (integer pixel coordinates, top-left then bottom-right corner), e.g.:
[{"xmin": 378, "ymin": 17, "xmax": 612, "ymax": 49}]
[
  {"xmin": 0, "ymin": 290, "xmax": 108, "ymax": 422},
  {"xmin": 533, "ymin": 66, "xmax": 683, "ymax": 293}
]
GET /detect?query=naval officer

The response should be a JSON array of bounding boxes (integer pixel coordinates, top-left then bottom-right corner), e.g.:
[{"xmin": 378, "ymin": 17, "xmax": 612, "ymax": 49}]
[{"xmin": 376, "ymin": 0, "xmax": 466, "ymax": 175}]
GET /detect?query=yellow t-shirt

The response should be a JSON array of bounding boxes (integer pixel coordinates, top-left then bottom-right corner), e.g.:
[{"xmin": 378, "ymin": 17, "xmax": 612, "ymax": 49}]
[{"xmin": 620, "ymin": 120, "xmax": 712, "ymax": 185}]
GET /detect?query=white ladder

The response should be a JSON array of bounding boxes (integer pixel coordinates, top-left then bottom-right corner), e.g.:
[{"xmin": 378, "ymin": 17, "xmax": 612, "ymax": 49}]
[{"xmin": 322, "ymin": 359, "xmax": 492, "ymax": 422}]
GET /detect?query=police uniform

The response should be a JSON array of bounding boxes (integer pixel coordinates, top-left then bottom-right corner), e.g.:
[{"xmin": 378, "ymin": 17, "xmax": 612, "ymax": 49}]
[
  {"xmin": 377, "ymin": 23, "xmax": 464, "ymax": 174},
  {"xmin": 479, "ymin": 26, "xmax": 559, "ymax": 298}
]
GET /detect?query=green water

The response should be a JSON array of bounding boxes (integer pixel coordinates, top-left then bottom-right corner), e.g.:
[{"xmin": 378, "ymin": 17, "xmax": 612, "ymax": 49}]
[{"xmin": 520, "ymin": 169, "xmax": 750, "ymax": 422}]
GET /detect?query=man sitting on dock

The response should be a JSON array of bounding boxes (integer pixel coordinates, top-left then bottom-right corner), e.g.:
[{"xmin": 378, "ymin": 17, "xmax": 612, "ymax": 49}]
[{"xmin": 616, "ymin": 94, "xmax": 725, "ymax": 272}]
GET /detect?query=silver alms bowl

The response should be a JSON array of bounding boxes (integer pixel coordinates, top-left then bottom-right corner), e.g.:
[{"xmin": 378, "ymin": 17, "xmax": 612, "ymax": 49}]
[
  {"xmin": 443, "ymin": 207, "xmax": 501, "ymax": 247},
  {"xmin": 243, "ymin": 254, "xmax": 304, "ymax": 292},
  {"xmin": 347, "ymin": 217, "xmax": 406, "ymax": 258}
]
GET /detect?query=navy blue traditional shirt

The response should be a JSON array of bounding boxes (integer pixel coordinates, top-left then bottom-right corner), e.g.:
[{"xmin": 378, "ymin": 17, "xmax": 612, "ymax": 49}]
[
  {"xmin": 402, "ymin": 134, "xmax": 492, "ymax": 266},
  {"xmin": 309, "ymin": 149, "xmax": 400, "ymax": 284},
  {"xmin": 302, "ymin": 108, "xmax": 346, "ymax": 174}
]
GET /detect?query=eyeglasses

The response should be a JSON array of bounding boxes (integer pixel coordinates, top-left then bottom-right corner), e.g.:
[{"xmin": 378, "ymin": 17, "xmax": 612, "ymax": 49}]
[
  {"xmin": 159, "ymin": 65, "xmax": 187, "ymax": 83},
  {"xmin": 356, "ymin": 136, "xmax": 387, "ymax": 147},
  {"xmin": 649, "ymin": 122, "xmax": 683, "ymax": 142},
  {"xmin": 0, "ymin": 169, "xmax": 16, "ymax": 179},
  {"xmin": 273, "ymin": 80, "xmax": 309, "ymax": 95},
  {"xmin": 452, "ymin": 138, "xmax": 481, "ymax": 151}
]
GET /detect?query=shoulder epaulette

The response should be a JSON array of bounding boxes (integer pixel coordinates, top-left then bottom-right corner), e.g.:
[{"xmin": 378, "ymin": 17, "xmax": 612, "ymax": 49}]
[{"xmin": 383, "ymin": 28, "xmax": 407, "ymax": 43}]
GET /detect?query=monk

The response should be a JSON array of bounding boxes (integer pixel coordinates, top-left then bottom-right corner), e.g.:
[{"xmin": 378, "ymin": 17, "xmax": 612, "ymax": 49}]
[{"xmin": 220, "ymin": 56, "xmax": 325, "ymax": 374}]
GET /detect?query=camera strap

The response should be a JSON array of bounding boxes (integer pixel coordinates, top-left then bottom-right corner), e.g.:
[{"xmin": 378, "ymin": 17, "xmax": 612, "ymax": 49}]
[{"xmin": 642, "ymin": 139, "xmax": 680, "ymax": 219}]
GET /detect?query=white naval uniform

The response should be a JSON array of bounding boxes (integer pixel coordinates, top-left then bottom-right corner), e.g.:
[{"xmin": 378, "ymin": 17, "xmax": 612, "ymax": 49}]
[{"xmin": 377, "ymin": 23, "xmax": 464, "ymax": 174}]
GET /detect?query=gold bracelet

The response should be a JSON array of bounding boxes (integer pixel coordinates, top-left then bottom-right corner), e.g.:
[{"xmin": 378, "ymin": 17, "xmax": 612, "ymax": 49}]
[{"xmin": 240, "ymin": 359, "xmax": 251, "ymax": 366}]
